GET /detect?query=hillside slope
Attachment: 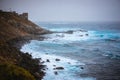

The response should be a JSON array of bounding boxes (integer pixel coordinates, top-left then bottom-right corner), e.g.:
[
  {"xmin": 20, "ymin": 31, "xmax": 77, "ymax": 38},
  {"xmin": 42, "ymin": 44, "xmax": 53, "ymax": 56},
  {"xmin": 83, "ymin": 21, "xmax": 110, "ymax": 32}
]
[
  {"xmin": 0, "ymin": 11, "xmax": 48, "ymax": 80},
  {"xmin": 0, "ymin": 11, "xmax": 48, "ymax": 44}
]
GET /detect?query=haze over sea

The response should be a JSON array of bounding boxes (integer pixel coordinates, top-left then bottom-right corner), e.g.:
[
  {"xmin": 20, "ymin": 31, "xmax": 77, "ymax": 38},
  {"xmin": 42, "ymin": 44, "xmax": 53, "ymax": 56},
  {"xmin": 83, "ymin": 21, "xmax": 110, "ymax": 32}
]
[{"xmin": 21, "ymin": 22, "xmax": 120, "ymax": 80}]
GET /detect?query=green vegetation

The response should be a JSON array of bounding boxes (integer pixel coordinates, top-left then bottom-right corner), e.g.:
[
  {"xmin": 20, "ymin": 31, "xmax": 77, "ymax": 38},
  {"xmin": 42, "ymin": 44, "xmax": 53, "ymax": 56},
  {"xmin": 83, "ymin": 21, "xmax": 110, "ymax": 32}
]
[
  {"xmin": 0, "ymin": 44, "xmax": 45, "ymax": 80},
  {"xmin": 0, "ymin": 63, "xmax": 35, "ymax": 80}
]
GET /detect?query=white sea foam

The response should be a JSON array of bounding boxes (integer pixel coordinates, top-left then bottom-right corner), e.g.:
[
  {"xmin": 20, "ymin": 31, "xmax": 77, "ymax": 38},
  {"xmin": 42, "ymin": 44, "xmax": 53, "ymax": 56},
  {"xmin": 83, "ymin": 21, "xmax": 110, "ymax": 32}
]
[
  {"xmin": 40, "ymin": 54, "xmax": 96, "ymax": 80},
  {"xmin": 44, "ymin": 30, "xmax": 120, "ymax": 44},
  {"xmin": 20, "ymin": 30, "xmax": 116, "ymax": 80},
  {"xmin": 44, "ymin": 31, "xmax": 90, "ymax": 42},
  {"xmin": 21, "ymin": 42, "xmax": 96, "ymax": 80},
  {"xmin": 43, "ymin": 31, "xmax": 100, "ymax": 43}
]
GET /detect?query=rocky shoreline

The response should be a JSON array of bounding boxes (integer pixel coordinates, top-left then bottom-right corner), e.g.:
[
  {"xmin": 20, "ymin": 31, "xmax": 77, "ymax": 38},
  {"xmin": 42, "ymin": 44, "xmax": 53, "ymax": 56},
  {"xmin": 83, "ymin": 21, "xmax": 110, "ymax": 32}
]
[
  {"xmin": 0, "ymin": 10, "xmax": 51, "ymax": 80},
  {"xmin": 1, "ymin": 10, "xmax": 120, "ymax": 80},
  {"xmin": 7, "ymin": 35, "xmax": 45, "ymax": 50},
  {"xmin": 20, "ymin": 30, "xmax": 120, "ymax": 80}
]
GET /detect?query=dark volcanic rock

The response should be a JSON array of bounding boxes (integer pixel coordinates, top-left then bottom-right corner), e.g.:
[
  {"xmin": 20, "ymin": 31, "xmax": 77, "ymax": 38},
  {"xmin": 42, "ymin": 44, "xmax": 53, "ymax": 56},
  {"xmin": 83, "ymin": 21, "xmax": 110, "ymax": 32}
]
[
  {"xmin": 81, "ymin": 67, "xmax": 84, "ymax": 69},
  {"xmin": 54, "ymin": 67, "xmax": 64, "ymax": 70},
  {"xmin": 85, "ymin": 34, "xmax": 89, "ymax": 36},
  {"xmin": 55, "ymin": 58, "xmax": 60, "ymax": 61},
  {"xmin": 54, "ymin": 71, "xmax": 58, "ymax": 75},
  {"xmin": 66, "ymin": 30, "xmax": 73, "ymax": 34},
  {"xmin": 46, "ymin": 59, "xmax": 50, "ymax": 62}
]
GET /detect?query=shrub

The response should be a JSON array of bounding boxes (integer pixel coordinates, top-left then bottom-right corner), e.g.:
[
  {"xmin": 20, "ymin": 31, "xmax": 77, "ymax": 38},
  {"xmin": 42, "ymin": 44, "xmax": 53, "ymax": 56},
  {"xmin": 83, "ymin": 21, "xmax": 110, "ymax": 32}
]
[{"xmin": 0, "ymin": 63, "xmax": 35, "ymax": 80}]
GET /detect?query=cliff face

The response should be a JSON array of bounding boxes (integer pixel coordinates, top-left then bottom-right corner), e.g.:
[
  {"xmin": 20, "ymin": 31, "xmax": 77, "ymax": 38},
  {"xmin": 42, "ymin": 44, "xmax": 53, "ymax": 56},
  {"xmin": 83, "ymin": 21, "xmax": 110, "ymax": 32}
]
[
  {"xmin": 0, "ymin": 11, "xmax": 47, "ymax": 80},
  {"xmin": 0, "ymin": 11, "xmax": 48, "ymax": 44}
]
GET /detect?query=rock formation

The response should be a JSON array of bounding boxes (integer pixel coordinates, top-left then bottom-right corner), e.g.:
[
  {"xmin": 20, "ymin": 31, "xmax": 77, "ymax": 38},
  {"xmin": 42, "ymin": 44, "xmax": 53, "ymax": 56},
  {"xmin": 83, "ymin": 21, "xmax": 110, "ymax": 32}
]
[{"xmin": 0, "ymin": 10, "xmax": 49, "ymax": 80}]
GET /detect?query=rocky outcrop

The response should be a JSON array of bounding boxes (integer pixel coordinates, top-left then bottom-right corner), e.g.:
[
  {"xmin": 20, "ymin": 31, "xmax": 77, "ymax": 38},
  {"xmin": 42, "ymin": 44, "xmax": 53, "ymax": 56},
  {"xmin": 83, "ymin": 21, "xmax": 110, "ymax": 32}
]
[
  {"xmin": 53, "ymin": 67, "xmax": 64, "ymax": 70},
  {"xmin": 0, "ymin": 10, "xmax": 50, "ymax": 44},
  {"xmin": 0, "ymin": 10, "xmax": 49, "ymax": 80}
]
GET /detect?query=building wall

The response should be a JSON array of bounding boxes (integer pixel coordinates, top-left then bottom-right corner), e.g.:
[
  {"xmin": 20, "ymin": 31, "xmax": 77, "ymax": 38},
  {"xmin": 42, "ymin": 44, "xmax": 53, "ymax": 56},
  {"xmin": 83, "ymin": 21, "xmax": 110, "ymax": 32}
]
[{"xmin": 20, "ymin": 13, "xmax": 28, "ymax": 20}]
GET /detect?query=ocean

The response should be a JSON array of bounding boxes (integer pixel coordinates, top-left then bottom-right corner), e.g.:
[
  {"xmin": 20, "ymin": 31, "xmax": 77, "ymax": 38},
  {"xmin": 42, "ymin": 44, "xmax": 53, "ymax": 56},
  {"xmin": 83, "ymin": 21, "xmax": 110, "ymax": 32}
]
[{"xmin": 21, "ymin": 22, "xmax": 120, "ymax": 80}]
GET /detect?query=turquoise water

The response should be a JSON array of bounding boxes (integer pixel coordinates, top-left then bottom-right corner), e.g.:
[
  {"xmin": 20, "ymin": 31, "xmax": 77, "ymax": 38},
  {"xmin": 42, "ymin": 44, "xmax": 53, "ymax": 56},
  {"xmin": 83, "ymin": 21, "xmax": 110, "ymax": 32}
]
[
  {"xmin": 37, "ymin": 22, "xmax": 120, "ymax": 59},
  {"xmin": 21, "ymin": 22, "xmax": 120, "ymax": 80}
]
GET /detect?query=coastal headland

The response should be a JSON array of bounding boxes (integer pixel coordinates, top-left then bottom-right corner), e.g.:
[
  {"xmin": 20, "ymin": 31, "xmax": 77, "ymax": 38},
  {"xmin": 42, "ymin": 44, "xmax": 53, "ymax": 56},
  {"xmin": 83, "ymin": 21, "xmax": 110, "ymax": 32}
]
[
  {"xmin": 0, "ymin": 10, "xmax": 50, "ymax": 80},
  {"xmin": 0, "ymin": 10, "xmax": 120, "ymax": 80}
]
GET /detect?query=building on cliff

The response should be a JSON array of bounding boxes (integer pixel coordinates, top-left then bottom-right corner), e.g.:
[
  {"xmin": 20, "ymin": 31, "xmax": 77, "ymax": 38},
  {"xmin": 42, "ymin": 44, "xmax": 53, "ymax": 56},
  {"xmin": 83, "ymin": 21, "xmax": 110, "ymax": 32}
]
[
  {"xmin": 19, "ymin": 13, "xmax": 28, "ymax": 20},
  {"xmin": 0, "ymin": 10, "xmax": 28, "ymax": 20}
]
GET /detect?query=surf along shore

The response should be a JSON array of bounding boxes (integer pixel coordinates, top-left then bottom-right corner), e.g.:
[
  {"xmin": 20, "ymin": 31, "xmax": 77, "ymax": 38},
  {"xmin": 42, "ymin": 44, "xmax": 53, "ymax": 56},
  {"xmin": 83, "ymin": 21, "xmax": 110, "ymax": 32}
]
[
  {"xmin": 1, "ymin": 10, "xmax": 120, "ymax": 80},
  {"xmin": 21, "ymin": 25, "xmax": 120, "ymax": 80}
]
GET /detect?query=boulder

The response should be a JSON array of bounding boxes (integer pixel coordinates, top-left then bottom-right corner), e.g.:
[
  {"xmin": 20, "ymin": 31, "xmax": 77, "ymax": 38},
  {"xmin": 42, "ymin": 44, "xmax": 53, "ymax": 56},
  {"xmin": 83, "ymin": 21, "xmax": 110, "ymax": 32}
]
[
  {"xmin": 85, "ymin": 34, "xmax": 89, "ymax": 36},
  {"xmin": 81, "ymin": 67, "xmax": 84, "ymax": 69},
  {"xmin": 54, "ymin": 67, "xmax": 64, "ymax": 70},
  {"xmin": 66, "ymin": 30, "xmax": 73, "ymax": 34},
  {"xmin": 54, "ymin": 71, "xmax": 58, "ymax": 75},
  {"xmin": 46, "ymin": 59, "xmax": 50, "ymax": 62},
  {"xmin": 55, "ymin": 58, "xmax": 60, "ymax": 61}
]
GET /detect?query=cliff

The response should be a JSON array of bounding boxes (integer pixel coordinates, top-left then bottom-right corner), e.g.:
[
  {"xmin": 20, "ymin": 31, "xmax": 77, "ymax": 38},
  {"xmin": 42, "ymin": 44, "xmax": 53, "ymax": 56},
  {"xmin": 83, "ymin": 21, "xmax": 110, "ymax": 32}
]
[
  {"xmin": 0, "ymin": 10, "xmax": 48, "ymax": 80},
  {"xmin": 0, "ymin": 10, "xmax": 49, "ymax": 44}
]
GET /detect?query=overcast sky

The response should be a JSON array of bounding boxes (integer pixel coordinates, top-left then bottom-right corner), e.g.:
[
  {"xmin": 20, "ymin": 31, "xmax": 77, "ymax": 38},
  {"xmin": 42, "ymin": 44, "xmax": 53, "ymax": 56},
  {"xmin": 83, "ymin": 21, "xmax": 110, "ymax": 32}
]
[{"xmin": 0, "ymin": 0, "xmax": 120, "ymax": 22}]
